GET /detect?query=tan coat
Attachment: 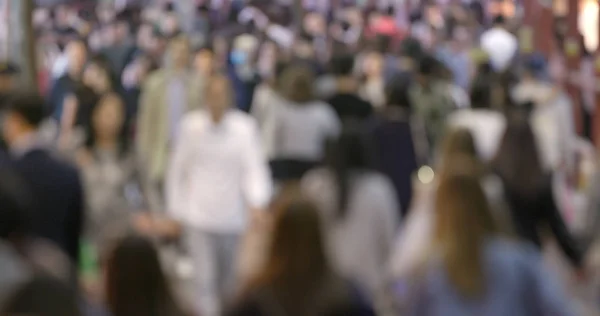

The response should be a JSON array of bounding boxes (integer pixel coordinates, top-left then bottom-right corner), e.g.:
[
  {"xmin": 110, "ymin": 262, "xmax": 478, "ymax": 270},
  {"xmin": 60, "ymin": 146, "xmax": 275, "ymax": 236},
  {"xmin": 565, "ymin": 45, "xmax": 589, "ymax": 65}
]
[{"xmin": 136, "ymin": 69, "xmax": 204, "ymax": 194}]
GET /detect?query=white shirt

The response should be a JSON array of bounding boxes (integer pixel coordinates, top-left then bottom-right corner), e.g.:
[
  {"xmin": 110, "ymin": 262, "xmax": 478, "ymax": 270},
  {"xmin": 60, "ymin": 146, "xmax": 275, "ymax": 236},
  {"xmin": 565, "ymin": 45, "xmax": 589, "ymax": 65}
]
[
  {"xmin": 480, "ymin": 27, "xmax": 518, "ymax": 72},
  {"xmin": 166, "ymin": 110, "xmax": 272, "ymax": 233},
  {"xmin": 448, "ymin": 109, "xmax": 506, "ymax": 161}
]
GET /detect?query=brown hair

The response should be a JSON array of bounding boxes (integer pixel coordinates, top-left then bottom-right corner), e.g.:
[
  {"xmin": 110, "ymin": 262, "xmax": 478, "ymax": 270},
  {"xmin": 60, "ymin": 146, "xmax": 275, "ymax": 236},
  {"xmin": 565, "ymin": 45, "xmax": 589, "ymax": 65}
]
[
  {"xmin": 439, "ymin": 128, "xmax": 480, "ymax": 178},
  {"xmin": 492, "ymin": 116, "xmax": 544, "ymax": 195},
  {"xmin": 434, "ymin": 174, "xmax": 497, "ymax": 297},
  {"xmin": 104, "ymin": 235, "xmax": 187, "ymax": 316},
  {"xmin": 243, "ymin": 193, "xmax": 333, "ymax": 312},
  {"xmin": 278, "ymin": 65, "xmax": 315, "ymax": 104}
]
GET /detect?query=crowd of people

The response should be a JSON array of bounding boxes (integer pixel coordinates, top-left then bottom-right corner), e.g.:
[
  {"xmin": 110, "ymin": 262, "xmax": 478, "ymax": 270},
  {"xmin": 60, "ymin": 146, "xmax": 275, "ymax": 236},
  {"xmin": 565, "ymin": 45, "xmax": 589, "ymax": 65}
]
[{"xmin": 0, "ymin": 0, "xmax": 599, "ymax": 315}]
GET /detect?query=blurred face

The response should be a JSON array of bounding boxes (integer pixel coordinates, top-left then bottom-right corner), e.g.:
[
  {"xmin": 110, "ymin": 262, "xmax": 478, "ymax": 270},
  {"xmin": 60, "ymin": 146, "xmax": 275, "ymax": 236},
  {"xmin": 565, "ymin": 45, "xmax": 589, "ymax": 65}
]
[
  {"xmin": 194, "ymin": 49, "xmax": 214, "ymax": 75},
  {"xmin": 205, "ymin": 77, "xmax": 232, "ymax": 121},
  {"xmin": 363, "ymin": 52, "xmax": 384, "ymax": 77},
  {"xmin": 93, "ymin": 95, "xmax": 124, "ymax": 140},
  {"xmin": 66, "ymin": 41, "xmax": 87, "ymax": 75},
  {"xmin": 170, "ymin": 39, "xmax": 190, "ymax": 68},
  {"xmin": 83, "ymin": 64, "xmax": 110, "ymax": 93}
]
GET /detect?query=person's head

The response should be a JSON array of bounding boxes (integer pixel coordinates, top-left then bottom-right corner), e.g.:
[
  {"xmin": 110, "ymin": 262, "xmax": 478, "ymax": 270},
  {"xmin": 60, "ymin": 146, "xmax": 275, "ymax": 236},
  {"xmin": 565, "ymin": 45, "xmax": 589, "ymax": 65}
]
[
  {"xmin": 329, "ymin": 54, "xmax": 355, "ymax": 78},
  {"xmin": 168, "ymin": 35, "xmax": 191, "ymax": 69},
  {"xmin": 247, "ymin": 194, "xmax": 330, "ymax": 293},
  {"xmin": 83, "ymin": 56, "xmax": 114, "ymax": 94},
  {"xmin": 278, "ymin": 65, "xmax": 315, "ymax": 104},
  {"xmin": 193, "ymin": 45, "xmax": 215, "ymax": 76},
  {"xmin": 469, "ymin": 76, "xmax": 493, "ymax": 109},
  {"xmin": 416, "ymin": 55, "xmax": 440, "ymax": 85},
  {"xmin": 65, "ymin": 39, "xmax": 88, "ymax": 77},
  {"xmin": 136, "ymin": 23, "xmax": 154, "ymax": 50},
  {"xmin": 0, "ymin": 62, "xmax": 20, "ymax": 93},
  {"xmin": 104, "ymin": 234, "xmax": 185, "ymax": 316},
  {"xmin": 2, "ymin": 275, "xmax": 81, "ymax": 316},
  {"xmin": 434, "ymin": 173, "xmax": 497, "ymax": 297},
  {"xmin": 204, "ymin": 74, "xmax": 233, "ymax": 122},
  {"xmin": 326, "ymin": 123, "xmax": 374, "ymax": 216},
  {"xmin": 439, "ymin": 128, "xmax": 478, "ymax": 176},
  {"xmin": 2, "ymin": 92, "xmax": 46, "ymax": 146},
  {"xmin": 86, "ymin": 93, "xmax": 127, "ymax": 150},
  {"xmin": 492, "ymin": 116, "xmax": 544, "ymax": 193},
  {"xmin": 385, "ymin": 74, "xmax": 412, "ymax": 110},
  {"xmin": 362, "ymin": 51, "xmax": 384, "ymax": 78},
  {"xmin": 492, "ymin": 14, "xmax": 506, "ymax": 28}
]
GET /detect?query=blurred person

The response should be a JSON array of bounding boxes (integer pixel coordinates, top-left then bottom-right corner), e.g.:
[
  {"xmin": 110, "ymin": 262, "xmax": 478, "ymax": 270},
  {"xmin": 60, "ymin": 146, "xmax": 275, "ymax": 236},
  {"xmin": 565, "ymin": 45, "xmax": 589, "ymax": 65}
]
[
  {"xmin": 267, "ymin": 66, "xmax": 341, "ymax": 181},
  {"xmin": 406, "ymin": 174, "xmax": 575, "ymax": 316},
  {"xmin": 122, "ymin": 54, "xmax": 157, "ymax": 128},
  {"xmin": 76, "ymin": 93, "xmax": 137, "ymax": 248},
  {"xmin": 369, "ymin": 75, "xmax": 420, "ymax": 217},
  {"xmin": 228, "ymin": 34, "xmax": 261, "ymax": 113},
  {"xmin": 512, "ymin": 54, "xmax": 576, "ymax": 172},
  {"xmin": 3, "ymin": 92, "xmax": 83, "ymax": 263},
  {"xmin": 409, "ymin": 55, "xmax": 456, "ymax": 153},
  {"xmin": 166, "ymin": 74, "xmax": 272, "ymax": 316},
  {"xmin": 436, "ymin": 26, "xmax": 472, "ymax": 90},
  {"xmin": 227, "ymin": 196, "xmax": 375, "ymax": 316},
  {"xmin": 137, "ymin": 35, "xmax": 204, "ymax": 212},
  {"xmin": 101, "ymin": 18, "xmax": 136, "ymax": 77},
  {"xmin": 327, "ymin": 54, "xmax": 374, "ymax": 121},
  {"xmin": 103, "ymin": 234, "xmax": 189, "ymax": 316},
  {"xmin": 59, "ymin": 56, "xmax": 117, "ymax": 152},
  {"xmin": 448, "ymin": 69, "xmax": 506, "ymax": 161},
  {"xmin": 301, "ymin": 124, "xmax": 398, "ymax": 312},
  {"xmin": 2, "ymin": 275, "xmax": 81, "ymax": 316},
  {"xmin": 359, "ymin": 50, "xmax": 386, "ymax": 110},
  {"xmin": 492, "ymin": 117, "xmax": 584, "ymax": 269},
  {"xmin": 48, "ymin": 39, "xmax": 88, "ymax": 121},
  {"xmin": 480, "ymin": 15, "xmax": 517, "ymax": 72}
]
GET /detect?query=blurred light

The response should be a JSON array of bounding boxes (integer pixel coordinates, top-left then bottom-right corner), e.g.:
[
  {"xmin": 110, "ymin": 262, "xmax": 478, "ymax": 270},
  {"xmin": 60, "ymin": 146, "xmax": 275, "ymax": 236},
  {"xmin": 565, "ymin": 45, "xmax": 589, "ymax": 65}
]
[{"xmin": 418, "ymin": 166, "xmax": 435, "ymax": 184}]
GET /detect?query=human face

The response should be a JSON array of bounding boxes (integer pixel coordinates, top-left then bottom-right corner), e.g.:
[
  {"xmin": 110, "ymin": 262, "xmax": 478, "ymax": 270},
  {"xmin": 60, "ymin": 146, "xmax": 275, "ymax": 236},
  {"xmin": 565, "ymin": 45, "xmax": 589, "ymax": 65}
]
[
  {"xmin": 66, "ymin": 41, "xmax": 87, "ymax": 76},
  {"xmin": 93, "ymin": 95, "xmax": 124, "ymax": 141},
  {"xmin": 170, "ymin": 39, "xmax": 190, "ymax": 68},
  {"xmin": 194, "ymin": 50, "xmax": 214, "ymax": 75},
  {"xmin": 83, "ymin": 64, "xmax": 111, "ymax": 93},
  {"xmin": 205, "ymin": 77, "xmax": 232, "ymax": 122}
]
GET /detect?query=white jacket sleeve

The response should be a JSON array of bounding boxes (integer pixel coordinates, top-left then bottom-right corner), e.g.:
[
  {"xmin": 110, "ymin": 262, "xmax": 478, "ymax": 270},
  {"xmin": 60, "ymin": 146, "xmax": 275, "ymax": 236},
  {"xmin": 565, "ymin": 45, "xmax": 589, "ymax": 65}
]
[
  {"xmin": 242, "ymin": 120, "xmax": 273, "ymax": 210},
  {"xmin": 165, "ymin": 116, "xmax": 195, "ymax": 220}
]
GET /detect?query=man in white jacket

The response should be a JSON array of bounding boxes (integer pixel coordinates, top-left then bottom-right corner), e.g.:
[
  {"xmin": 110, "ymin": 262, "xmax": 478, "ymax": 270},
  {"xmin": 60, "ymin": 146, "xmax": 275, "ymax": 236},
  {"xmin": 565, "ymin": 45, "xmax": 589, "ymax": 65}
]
[{"xmin": 166, "ymin": 74, "xmax": 272, "ymax": 316}]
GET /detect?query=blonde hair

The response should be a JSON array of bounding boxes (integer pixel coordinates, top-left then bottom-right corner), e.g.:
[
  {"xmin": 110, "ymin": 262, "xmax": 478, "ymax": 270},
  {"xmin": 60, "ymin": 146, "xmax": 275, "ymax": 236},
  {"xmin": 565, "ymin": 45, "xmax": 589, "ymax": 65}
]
[{"xmin": 434, "ymin": 174, "xmax": 497, "ymax": 297}]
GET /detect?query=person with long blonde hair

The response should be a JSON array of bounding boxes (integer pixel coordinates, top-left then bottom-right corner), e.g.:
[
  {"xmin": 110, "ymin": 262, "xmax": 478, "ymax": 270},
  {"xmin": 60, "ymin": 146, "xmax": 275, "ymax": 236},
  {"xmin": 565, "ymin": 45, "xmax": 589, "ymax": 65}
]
[{"xmin": 408, "ymin": 174, "xmax": 575, "ymax": 316}]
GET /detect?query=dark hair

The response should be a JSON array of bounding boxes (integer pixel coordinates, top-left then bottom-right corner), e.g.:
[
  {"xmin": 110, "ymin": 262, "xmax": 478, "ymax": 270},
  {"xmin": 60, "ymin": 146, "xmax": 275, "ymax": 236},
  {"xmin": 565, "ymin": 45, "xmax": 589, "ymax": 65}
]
[
  {"xmin": 244, "ymin": 194, "xmax": 333, "ymax": 304},
  {"xmin": 105, "ymin": 235, "xmax": 187, "ymax": 316},
  {"xmin": 492, "ymin": 14, "xmax": 506, "ymax": 26},
  {"xmin": 492, "ymin": 116, "xmax": 545, "ymax": 195},
  {"xmin": 385, "ymin": 74, "xmax": 412, "ymax": 109},
  {"xmin": 329, "ymin": 54, "xmax": 355, "ymax": 76},
  {"xmin": 417, "ymin": 55, "xmax": 440, "ymax": 76},
  {"xmin": 6, "ymin": 91, "xmax": 47, "ymax": 127},
  {"xmin": 469, "ymin": 77, "xmax": 492, "ymax": 109},
  {"xmin": 0, "ymin": 168, "xmax": 32, "ymax": 240},
  {"xmin": 2, "ymin": 275, "xmax": 81, "ymax": 316},
  {"xmin": 279, "ymin": 65, "xmax": 315, "ymax": 104},
  {"xmin": 84, "ymin": 93, "xmax": 130, "ymax": 157},
  {"xmin": 326, "ymin": 123, "xmax": 374, "ymax": 217}
]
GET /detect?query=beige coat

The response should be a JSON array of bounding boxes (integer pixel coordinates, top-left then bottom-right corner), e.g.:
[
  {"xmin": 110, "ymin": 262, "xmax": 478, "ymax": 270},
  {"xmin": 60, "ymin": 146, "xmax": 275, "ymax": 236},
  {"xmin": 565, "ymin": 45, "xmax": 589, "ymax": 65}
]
[{"xmin": 136, "ymin": 69, "xmax": 204, "ymax": 205}]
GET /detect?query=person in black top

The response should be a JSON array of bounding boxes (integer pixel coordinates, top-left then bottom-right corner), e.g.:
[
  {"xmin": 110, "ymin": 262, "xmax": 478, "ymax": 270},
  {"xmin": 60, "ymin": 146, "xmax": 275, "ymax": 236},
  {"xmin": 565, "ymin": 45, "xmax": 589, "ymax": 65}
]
[
  {"xmin": 47, "ymin": 39, "xmax": 87, "ymax": 121},
  {"xmin": 2, "ymin": 92, "xmax": 84, "ymax": 263},
  {"xmin": 492, "ymin": 116, "xmax": 584, "ymax": 268},
  {"xmin": 327, "ymin": 54, "xmax": 373, "ymax": 122}
]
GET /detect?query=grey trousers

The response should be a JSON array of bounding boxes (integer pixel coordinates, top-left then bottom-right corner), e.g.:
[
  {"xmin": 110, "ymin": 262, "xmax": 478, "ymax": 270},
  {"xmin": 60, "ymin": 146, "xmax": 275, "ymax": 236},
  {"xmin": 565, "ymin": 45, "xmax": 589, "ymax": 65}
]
[{"xmin": 185, "ymin": 228, "xmax": 241, "ymax": 316}]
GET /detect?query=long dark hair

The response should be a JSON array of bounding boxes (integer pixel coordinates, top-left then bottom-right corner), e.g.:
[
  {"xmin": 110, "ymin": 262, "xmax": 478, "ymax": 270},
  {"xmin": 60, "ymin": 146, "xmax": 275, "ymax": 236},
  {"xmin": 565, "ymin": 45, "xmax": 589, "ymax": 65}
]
[
  {"xmin": 84, "ymin": 93, "xmax": 130, "ymax": 158},
  {"xmin": 325, "ymin": 123, "xmax": 374, "ymax": 217},
  {"xmin": 492, "ymin": 116, "xmax": 545, "ymax": 195},
  {"xmin": 104, "ymin": 235, "xmax": 187, "ymax": 316}
]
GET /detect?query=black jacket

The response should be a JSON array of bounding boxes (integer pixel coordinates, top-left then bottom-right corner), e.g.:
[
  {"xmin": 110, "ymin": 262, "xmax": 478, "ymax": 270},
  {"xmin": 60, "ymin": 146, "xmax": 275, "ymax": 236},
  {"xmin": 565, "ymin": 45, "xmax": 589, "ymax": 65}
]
[{"xmin": 11, "ymin": 149, "xmax": 84, "ymax": 263}]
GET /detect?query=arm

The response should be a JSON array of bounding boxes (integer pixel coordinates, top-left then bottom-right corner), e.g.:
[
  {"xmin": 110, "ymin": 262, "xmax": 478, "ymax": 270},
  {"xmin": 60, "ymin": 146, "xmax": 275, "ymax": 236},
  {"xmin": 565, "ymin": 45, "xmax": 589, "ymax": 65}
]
[
  {"xmin": 66, "ymin": 171, "xmax": 85, "ymax": 264},
  {"xmin": 165, "ymin": 116, "xmax": 195, "ymax": 221},
  {"xmin": 242, "ymin": 120, "xmax": 273, "ymax": 215}
]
